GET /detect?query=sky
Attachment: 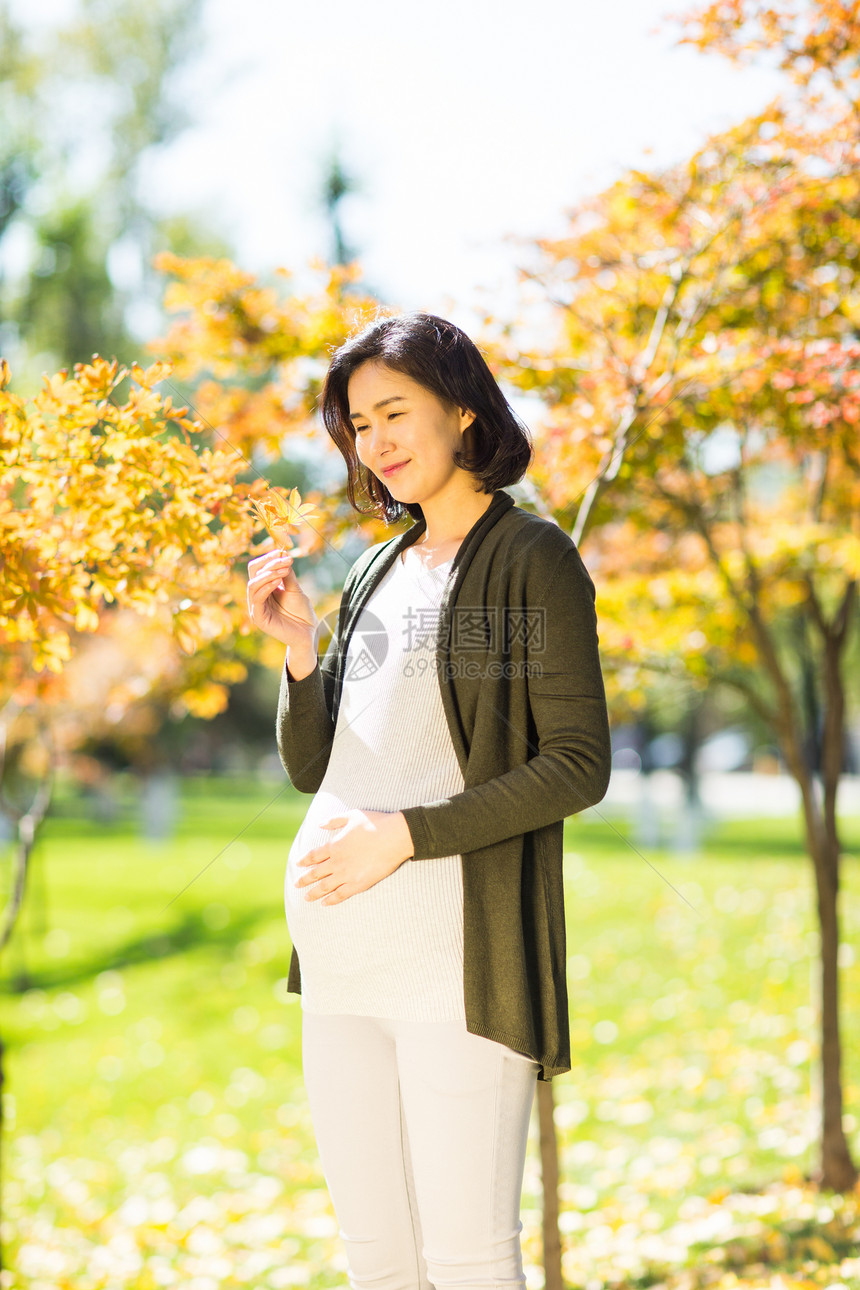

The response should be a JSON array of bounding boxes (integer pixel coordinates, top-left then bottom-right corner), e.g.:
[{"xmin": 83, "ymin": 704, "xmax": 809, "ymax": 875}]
[{"xmin": 142, "ymin": 0, "xmax": 787, "ymax": 335}]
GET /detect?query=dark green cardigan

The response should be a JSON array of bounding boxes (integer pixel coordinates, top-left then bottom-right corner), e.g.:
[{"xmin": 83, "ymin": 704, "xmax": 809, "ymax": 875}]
[{"xmin": 276, "ymin": 487, "xmax": 612, "ymax": 1080}]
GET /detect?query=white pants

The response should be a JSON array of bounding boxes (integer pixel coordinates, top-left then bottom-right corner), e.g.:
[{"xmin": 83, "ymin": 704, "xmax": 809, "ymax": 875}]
[{"xmin": 301, "ymin": 1011, "xmax": 540, "ymax": 1289}]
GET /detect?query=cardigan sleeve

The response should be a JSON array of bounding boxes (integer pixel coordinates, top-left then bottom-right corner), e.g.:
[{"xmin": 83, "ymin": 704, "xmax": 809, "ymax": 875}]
[
  {"xmin": 399, "ymin": 545, "xmax": 612, "ymax": 859},
  {"xmin": 275, "ymin": 618, "xmax": 340, "ymax": 794}
]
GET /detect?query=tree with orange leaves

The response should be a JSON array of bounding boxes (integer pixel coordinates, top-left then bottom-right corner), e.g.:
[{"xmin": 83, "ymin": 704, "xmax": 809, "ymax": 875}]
[
  {"xmin": 673, "ymin": 0, "xmax": 860, "ymax": 124},
  {"xmin": 0, "ymin": 353, "xmax": 275, "ymax": 946},
  {"xmin": 485, "ymin": 86, "xmax": 859, "ymax": 1190}
]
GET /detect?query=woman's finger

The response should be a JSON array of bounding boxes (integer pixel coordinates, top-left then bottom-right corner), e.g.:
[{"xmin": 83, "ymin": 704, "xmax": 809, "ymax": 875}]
[
  {"xmin": 305, "ymin": 881, "xmax": 338, "ymax": 901},
  {"xmin": 322, "ymin": 889, "xmax": 349, "ymax": 905},
  {"xmin": 247, "ymin": 547, "xmax": 286, "ymax": 573},
  {"xmin": 296, "ymin": 858, "xmax": 331, "ymax": 885},
  {"xmin": 247, "ymin": 572, "xmax": 298, "ymax": 610},
  {"xmin": 250, "ymin": 548, "xmax": 293, "ymax": 570},
  {"xmin": 319, "ymin": 879, "xmax": 348, "ymax": 902},
  {"xmin": 249, "ymin": 572, "xmax": 289, "ymax": 599},
  {"xmin": 250, "ymin": 560, "xmax": 293, "ymax": 589},
  {"xmin": 249, "ymin": 576, "xmax": 291, "ymax": 606},
  {"xmin": 304, "ymin": 866, "xmax": 340, "ymax": 897}
]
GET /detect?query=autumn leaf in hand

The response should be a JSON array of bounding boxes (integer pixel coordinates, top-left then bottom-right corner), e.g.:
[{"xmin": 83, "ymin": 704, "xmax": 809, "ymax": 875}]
[{"xmin": 251, "ymin": 486, "xmax": 318, "ymax": 554}]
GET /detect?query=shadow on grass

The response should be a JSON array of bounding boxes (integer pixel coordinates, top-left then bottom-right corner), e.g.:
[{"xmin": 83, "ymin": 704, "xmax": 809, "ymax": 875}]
[{"xmin": 1, "ymin": 904, "xmax": 275, "ymax": 995}]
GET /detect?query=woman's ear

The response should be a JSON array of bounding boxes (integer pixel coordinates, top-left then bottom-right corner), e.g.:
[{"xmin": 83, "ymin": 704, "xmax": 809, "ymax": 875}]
[{"xmin": 459, "ymin": 407, "xmax": 477, "ymax": 433}]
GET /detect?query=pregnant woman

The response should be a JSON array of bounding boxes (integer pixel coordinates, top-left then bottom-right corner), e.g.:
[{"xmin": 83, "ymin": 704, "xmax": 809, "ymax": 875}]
[{"xmin": 246, "ymin": 312, "xmax": 611, "ymax": 1289}]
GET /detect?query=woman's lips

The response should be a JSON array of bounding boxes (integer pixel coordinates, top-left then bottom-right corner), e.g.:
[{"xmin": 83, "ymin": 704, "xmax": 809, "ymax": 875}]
[{"xmin": 382, "ymin": 460, "xmax": 409, "ymax": 478}]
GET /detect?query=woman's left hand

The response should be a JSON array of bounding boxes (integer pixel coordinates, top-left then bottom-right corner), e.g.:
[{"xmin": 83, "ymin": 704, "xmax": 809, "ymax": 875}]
[{"xmin": 294, "ymin": 809, "xmax": 415, "ymax": 904}]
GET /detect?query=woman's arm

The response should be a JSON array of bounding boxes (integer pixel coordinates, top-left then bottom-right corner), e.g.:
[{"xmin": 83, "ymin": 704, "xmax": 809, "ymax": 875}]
[
  {"xmin": 275, "ymin": 617, "xmax": 340, "ymax": 793},
  {"xmin": 275, "ymin": 538, "xmax": 393, "ymax": 792},
  {"xmin": 399, "ymin": 545, "xmax": 612, "ymax": 859}
]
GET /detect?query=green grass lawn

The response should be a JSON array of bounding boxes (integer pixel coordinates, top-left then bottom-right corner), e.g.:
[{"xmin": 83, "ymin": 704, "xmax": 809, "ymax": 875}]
[{"xmin": 1, "ymin": 775, "xmax": 859, "ymax": 1290}]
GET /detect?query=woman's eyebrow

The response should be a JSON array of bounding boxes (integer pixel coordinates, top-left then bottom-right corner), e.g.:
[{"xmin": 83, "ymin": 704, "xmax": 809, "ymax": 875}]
[{"xmin": 349, "ymin": 395, "xmax": 408, "ymax": 421}]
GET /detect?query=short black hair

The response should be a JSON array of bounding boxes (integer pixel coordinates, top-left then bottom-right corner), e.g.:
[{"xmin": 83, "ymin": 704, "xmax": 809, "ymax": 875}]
[{"xmin": 319, "ymin": 310, "xmax": 534, "ymax": 523}]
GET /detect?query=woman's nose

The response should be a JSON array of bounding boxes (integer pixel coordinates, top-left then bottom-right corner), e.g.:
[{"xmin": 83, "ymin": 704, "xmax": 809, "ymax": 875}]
[{"xmin": 367, "ymin": 427, "xmax": 395, "ymax": 457}]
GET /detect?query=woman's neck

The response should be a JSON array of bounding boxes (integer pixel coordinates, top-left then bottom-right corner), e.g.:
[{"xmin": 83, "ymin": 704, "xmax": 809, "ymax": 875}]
[{"xmin": 417, "ymin": 486, "xmax": 495, "ymax": 549}]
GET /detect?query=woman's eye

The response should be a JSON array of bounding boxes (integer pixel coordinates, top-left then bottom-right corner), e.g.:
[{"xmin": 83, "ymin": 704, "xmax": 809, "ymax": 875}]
[{"xmin": 354, "ymin": 412, "xmax": 403, "ymax": 433}]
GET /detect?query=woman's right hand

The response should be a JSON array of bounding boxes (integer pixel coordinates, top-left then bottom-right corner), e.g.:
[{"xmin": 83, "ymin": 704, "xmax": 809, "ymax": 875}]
[{"xmin": 246, "ymin": 544, "xmax": 320, "ymax": 654}]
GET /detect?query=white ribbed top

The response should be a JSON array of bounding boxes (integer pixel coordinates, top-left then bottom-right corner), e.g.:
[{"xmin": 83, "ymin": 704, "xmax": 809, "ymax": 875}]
[{"xmin": 283, "ymin": 545, "xmax": 466, "ymax": 1021}]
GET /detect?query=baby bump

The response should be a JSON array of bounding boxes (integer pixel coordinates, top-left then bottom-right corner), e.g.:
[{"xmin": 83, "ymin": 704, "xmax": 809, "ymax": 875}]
[
  {"xmin": 285, "ymin": 790, "xmax": 349, "ymax": 902},
  {"xmin": 284, "ymin": 793, "xmax": 463, "ymax": 974},
  {"xmin": 282, "ymin": 788, "xmax": 402, "ymax": 959}
]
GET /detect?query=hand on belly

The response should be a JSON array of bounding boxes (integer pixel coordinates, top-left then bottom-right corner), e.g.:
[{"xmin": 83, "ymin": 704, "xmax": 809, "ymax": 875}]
[{"xmin": 294, "ymin": 808, "xmax": 415, "ymax": 906}]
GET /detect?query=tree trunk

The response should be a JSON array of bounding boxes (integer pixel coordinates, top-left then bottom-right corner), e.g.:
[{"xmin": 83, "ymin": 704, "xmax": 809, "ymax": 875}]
[
  {"xmin": 779, "ymin": 740, "xmax": 857, "ymax": 1190},
  {"xmin": 0, "ymin": 708, "xmax": 58, "ymax": 1270},
  {"xmin": 537, "ymin": 1079, "xmax": 564, "ymax": 1290},
  {"xmin": 815, "ymin": 839, "xmax": 856, "ymax": 1191},
  {"xmin": 673, "ymin": 691, "xmax": 706, "ymax": 856},
  {"xmin": 814, "ymin": 612, "xmax": 857, "ymax": 1189},
  {"xmin": 737, "ymin": 574, "xmax": 858, "ymax": 1192}
]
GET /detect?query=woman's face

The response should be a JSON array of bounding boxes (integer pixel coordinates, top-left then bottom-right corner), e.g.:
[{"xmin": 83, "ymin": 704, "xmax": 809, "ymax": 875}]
[{"xmin": 347, "ymin": 360, "xmax": 477, "ymax": 499}]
